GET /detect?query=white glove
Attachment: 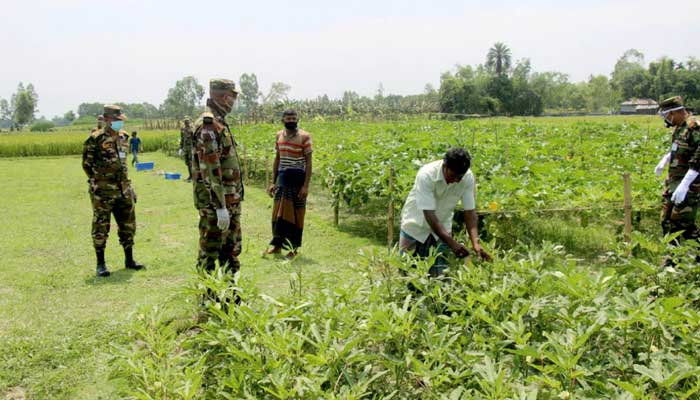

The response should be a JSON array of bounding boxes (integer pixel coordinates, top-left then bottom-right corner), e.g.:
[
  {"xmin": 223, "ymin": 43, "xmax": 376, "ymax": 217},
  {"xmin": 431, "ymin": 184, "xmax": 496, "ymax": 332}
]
[
  {"xmin": 178, "ymin": 149, "xmax": 183, "ymax": 156},
  {"xmin": 215, "ymin": 208, "xmax": 230, "ymax": 230},
  {"xmin": 671, "ymin": 169, "xmax": 699, "ymax": 205},
  {"xmin": 655, "ymin": 153, "xmax": 671, "ymax": 177}
]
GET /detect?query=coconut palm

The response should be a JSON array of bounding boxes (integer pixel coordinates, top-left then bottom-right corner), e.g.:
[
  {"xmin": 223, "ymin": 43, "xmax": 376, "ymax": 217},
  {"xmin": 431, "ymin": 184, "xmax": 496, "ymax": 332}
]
[{"xmin": 486, "ymin": 42, "xmax": 512, "ymax": 75}]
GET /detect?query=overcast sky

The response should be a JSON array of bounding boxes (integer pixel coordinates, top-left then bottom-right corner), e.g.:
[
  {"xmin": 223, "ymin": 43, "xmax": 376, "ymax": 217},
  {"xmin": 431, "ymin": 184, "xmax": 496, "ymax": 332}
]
[{"xmin": 1, "ymin": 0, "xmax": 698, "ymax": 117}]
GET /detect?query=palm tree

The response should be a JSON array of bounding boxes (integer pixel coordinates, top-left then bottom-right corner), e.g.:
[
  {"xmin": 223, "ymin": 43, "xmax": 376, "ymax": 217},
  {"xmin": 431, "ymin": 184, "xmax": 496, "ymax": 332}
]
[{"xmin": 486, "ymin": 42, "xmax": 512, "ymax": 75}]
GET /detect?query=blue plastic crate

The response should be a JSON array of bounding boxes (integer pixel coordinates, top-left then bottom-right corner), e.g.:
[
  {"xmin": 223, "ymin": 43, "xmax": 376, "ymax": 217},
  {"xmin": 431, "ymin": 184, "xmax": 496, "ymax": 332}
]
[
  {"xmin": 135, "ymin": 162, "xmax": 154, "ymax": 171},
  {"xmin": 164, "ymin": 172, "xmax": 181, "ymax": 180}
]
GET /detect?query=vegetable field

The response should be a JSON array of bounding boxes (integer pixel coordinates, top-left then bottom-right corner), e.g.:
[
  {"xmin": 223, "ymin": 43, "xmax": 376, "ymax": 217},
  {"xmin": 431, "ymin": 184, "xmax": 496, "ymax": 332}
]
[{"xmin": 4, "ymin": 115, "xmax": 698, "ymax": 399}]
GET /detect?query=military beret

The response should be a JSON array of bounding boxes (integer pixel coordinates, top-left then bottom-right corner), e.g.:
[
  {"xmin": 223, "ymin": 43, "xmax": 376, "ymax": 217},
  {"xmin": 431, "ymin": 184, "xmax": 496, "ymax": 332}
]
[
  {"xmin": 103, "ymin": 104, "xmax": 127, "ymax": 120},
  {"xmin": 659, "ymin": 96, "xmax": 684, "ymax": 111},
  {"xmin": 210, "ymin": 79, "xmax": 239, "ymax": 95}
]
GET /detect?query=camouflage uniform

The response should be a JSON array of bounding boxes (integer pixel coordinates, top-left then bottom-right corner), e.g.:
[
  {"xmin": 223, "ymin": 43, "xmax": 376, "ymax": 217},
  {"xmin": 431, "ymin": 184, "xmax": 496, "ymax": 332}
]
[
  {"xmin": 660, "ymin": 97, "xmax": 700, "ymax": 240},
  {"xmin": 191, "ymin": 79, "xmax": 244, "ymax": 273},
  {"xmin": 180, "ymin": 118, "xmax": 194, "ymax": 180},
  {"xmin": 82, "ymin": 105, "xmax": 143, "ymax": 276}
]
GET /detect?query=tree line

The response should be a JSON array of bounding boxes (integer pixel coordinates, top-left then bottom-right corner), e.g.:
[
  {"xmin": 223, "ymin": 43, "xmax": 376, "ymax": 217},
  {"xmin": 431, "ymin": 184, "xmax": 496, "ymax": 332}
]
[{"xmin": 2, "ymin": 44, "xmax": 699, "ymax": 130}]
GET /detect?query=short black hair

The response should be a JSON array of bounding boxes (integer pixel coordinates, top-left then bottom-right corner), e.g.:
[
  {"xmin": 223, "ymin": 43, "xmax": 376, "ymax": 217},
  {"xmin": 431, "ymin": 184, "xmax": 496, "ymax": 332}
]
[
  {"xmin": 282, "ymin": 109, "xmax": 298, "ymax": 117},
  {"xmin": 132, "ymin": 131, "xmax": 137, "ymax": 135},
  {"xmin": 443, "ymin": 148, "xmax": 471, "ymax": 175}
]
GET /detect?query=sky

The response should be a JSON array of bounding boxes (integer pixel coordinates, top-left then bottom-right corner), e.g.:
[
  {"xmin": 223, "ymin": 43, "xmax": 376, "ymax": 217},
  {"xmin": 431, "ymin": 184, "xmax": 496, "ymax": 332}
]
[{"xmin": 1, "ymin": 0, "xmax": 699, "ymax": 118}]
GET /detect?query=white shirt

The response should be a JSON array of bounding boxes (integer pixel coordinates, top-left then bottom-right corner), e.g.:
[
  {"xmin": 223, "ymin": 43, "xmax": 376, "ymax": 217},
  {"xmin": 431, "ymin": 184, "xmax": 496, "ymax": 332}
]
[{"xmin": 400, "ymin": 160, "xmax": 476, "ymax": 243}]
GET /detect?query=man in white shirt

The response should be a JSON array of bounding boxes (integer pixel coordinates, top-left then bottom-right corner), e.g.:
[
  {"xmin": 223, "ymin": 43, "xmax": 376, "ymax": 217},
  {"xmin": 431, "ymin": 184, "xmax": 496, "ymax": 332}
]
[{"xmin": 400, "ymin": 148, "xmax": 491, "ymax": 276}]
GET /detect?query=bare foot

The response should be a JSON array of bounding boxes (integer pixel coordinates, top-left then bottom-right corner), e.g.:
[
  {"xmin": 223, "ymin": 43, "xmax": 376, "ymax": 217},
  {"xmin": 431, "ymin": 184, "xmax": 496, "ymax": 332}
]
[{"xmin": 263, "ymin": 247, "xmax": 282, "ymax": 256}]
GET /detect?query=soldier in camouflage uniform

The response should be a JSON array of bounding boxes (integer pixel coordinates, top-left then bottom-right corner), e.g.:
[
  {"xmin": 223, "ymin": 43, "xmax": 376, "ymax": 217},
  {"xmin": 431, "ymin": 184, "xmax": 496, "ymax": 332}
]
[
  {"xmin": 179, "ymin": 116, "xmax": 194, "ymax": 182},
  {"xmin": 656, "ymin": 96, "xmax": 700, "ymax": 244},
  {"xmin": 90, "ymin": 115, "xmax": 104, "ymax": 134},
  {"xmin": 82, "ymin": 105, "xmax": 145, "ymax": 277},
  {"xmin": 191, "ymin": 79, "xmax": 244, "ymax": 275}
]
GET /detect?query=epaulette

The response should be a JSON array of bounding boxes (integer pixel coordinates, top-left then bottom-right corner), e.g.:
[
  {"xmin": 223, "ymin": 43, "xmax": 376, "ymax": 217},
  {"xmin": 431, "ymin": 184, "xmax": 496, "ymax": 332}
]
[{"xmin": 90, "ymin": 128, "xmax": 105, "ymax": 138}]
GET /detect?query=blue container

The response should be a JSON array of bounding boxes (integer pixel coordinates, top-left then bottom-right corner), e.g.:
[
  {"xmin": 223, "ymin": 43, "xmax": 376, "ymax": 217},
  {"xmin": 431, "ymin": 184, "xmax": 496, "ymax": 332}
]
[
  {"xmin": 135, "ymin": 162, "xmax": 154, "ymax": 171},
  {"xmin": 165, "ymin": 172, "xmax": 181, "ymax": 180}
]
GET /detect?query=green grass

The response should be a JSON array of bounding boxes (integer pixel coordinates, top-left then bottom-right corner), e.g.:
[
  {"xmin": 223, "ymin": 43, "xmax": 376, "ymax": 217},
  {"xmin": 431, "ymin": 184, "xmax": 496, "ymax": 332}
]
[{"xmin": 0, "ymin": 153, "xmax": 381, "ymax": 399}]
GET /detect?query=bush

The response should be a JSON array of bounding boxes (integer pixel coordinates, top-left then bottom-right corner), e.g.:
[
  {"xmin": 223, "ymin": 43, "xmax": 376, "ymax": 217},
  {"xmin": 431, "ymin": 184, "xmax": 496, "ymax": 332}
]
[{"xmin": 29, "ymin": 121, "xmax": 55, "ymax": 132}]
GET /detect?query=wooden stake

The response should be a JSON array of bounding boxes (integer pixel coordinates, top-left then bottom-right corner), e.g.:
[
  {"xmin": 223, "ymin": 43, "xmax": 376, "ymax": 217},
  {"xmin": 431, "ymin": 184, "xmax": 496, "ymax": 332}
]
[
  {"xmin": 387, "ymin": 166, "xmax": 395, "ymax": 250},
  {"xmin": 623, "ymin": 172, "xmax": 632, "ymax": 242},
  {"xmin": 334, "ymin": 195, "xmax": 340, "ymax": 227}
]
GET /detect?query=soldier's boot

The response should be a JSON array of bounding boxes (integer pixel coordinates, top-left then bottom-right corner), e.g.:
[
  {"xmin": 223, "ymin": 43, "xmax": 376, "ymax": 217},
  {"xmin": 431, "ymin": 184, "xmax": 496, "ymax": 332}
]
[
  {"xmin": 124, "ymin": 247, "xmax": 145, "ymax": 270},
  {"xmin": 95, "ymin": 248, "xmax": 110, "ymax": 277}
]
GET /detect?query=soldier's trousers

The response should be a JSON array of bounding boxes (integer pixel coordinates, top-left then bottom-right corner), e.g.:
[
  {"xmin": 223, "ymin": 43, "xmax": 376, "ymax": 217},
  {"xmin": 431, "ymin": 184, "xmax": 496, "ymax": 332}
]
[
  {"xmin": 661, "ymin": 192, "xmax": 699, "ymax": 242},
  {"xmin": 91, "ymin": 192, "xmax": 136, "ymax": 250},
  {"xmin": 183, "ymin": 152, "xmax": 192, "ymax": 177},
  {"xmin": 198, "ymin": 202, "xmax": 242, "ymax": 273}
]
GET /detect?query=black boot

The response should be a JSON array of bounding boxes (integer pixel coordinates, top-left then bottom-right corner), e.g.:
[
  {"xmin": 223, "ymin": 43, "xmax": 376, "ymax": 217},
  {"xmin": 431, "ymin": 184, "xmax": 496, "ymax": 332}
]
[
  {"xmin": 124, "ymin": 247, "xmax": 145, "ymax": 270},
  {"xmin": 95, "ymin": 248, "xmax": 110, "ymax": 277}
]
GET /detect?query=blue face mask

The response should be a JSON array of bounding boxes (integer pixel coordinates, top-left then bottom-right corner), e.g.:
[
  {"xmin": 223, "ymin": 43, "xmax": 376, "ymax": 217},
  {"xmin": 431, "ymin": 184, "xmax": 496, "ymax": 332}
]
[{"xmin": 110, "ymin": 120, "xmax": 124, "ymax": 131}]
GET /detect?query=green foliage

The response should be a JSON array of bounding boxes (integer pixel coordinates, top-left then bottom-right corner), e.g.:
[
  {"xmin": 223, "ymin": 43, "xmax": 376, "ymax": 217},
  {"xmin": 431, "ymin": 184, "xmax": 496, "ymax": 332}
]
[
  {"xmin": 0, "ymin": 127, "xmax": 176, "ymax": 157},
  {"xmin": 162, "ymin": 76, "xmax": 205, "ymax": 119},
  {"xmin": 113, "ymin": 238, "xmax": 700, "ymax": 398},
  {"xmin": 12, "ymin": 82, "xmax": 37, "ymax": 127},
  {"xmin": 29, "ymin": 121, "xmax": 55, "ymax": 132}
]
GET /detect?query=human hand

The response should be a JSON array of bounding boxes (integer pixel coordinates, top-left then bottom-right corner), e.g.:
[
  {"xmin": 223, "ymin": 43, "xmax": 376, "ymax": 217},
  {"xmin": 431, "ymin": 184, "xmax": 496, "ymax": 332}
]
[
  {"xmin": 472, "ymin": 243, "xmax": 493, "ymax": 261},
  {"xmin": 215, "ymin": 208, "xmax": 230, "ymax": 230},
  {"xmin": 655, "ymin": 153, "xmax": 670, "ymax": 177},
  {"xmin": 450, "ymin": 241, "xmax": 470, "ymax": 258},
  {"xmin": 267, "ymin": 184, "xmax": 276, "ymax": 198}
]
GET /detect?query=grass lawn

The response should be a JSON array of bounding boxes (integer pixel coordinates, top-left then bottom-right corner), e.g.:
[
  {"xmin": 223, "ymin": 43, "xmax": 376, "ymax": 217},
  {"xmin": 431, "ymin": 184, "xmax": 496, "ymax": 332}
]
[{"xmin": 0, "ymin": 152, "xmax": 381, "ymax": 399}]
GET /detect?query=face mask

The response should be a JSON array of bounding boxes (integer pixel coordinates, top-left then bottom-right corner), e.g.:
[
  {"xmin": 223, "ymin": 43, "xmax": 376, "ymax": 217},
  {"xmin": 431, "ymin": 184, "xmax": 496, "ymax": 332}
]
[
  {"xmin": 284, "ymin": 121, "xmax": 298, "ymax": 131},
  {"xmin": 111, "ymin": 120, "xmax": 124, "ymax": 131}
]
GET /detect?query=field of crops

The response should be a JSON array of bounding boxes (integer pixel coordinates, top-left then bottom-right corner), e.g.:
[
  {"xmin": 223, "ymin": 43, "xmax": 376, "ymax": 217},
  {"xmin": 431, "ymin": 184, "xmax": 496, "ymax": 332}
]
[
  {"xmin": 5, "ymin": 116, "xmax": 700, "ymax": 398},
  {"xmin": 1, "ymin": 116, "xmax": 666, "ymax": 212}
]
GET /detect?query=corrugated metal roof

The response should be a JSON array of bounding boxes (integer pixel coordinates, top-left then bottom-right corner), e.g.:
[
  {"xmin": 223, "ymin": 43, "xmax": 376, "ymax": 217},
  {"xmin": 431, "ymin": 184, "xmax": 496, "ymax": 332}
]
[{"xmin": 620, "ymin": 98, "xmax": 659, "ymax": 106}]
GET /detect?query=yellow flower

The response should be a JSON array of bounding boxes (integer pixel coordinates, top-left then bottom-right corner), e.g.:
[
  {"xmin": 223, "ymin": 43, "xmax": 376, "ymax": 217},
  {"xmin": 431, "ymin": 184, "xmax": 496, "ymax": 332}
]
[{"xmin": 488, "ymin": 201, "xmax": 499, "ymax": 212}]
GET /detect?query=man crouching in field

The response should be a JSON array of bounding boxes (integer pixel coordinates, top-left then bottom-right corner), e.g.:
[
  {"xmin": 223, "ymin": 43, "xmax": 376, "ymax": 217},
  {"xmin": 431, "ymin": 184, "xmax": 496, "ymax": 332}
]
[
  {"xmin": 400, "ymin": 148, "xmax": 491, "ymax": 276},
  {"xmin": 82, "ymin": 105, "xmax": 145, "ymax": 277}
]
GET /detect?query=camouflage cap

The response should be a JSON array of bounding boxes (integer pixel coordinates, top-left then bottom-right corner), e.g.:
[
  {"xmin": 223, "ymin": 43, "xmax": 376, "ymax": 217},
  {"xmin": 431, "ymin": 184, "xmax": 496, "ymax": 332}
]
[
  {"xmin": 103, "ymin": 104, "xmax": 127, "ymax": 120},
  {"xmin": 183, "ymin": 116, "xmax": 192, "ymax": 122},
  {"xmin": 97, "ymin": 115, "xmax": 104, "ymax": 121},
  {"xmin": 659, "ymin": 96, "xmax": 684, "ymax": 111},
  {"xmin": 210, "ymin": 79, "xmax": 239, "ymax": 95}
]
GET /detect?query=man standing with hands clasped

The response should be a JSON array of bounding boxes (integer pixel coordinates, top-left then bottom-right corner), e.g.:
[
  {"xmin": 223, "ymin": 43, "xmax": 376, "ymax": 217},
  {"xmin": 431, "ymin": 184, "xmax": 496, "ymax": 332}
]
[
  {"xmin": 265, "ymin": 110, "xmax": 313, "ymax": 258},
  {"xmin": 400, "ymin": 148, "xmax": 491, "ymax": 277}
]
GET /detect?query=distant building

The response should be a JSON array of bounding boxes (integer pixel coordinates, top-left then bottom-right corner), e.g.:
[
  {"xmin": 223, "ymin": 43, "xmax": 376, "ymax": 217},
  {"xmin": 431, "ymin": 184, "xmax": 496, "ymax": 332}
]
[{"xmin": 620, "ymin": 98, "xmax": 658, "ymax": 115}]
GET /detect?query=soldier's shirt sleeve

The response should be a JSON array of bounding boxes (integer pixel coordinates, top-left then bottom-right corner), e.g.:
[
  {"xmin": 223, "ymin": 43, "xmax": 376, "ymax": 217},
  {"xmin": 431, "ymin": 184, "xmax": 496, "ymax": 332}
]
[
  {"xmin": 197, "ymin": 127, "xmax": 226, "ymax": 208},
  {"xmin": 689, "ymin": 122, "xmax": 700, "ymax": 171},
  {"xmin": 82, "ymin": 137, "xmax": 95, "ymax": 178}
]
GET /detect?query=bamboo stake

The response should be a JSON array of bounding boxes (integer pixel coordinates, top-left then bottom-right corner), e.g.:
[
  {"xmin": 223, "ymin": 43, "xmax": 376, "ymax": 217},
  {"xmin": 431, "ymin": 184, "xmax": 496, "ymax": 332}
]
[
  {"xmin": 387, "ymin": 165, "xmax": 395, "ymax": 250},
  {"xmin": 623, "ymin": 172, "xmax": 632, "ymax": 242}
]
